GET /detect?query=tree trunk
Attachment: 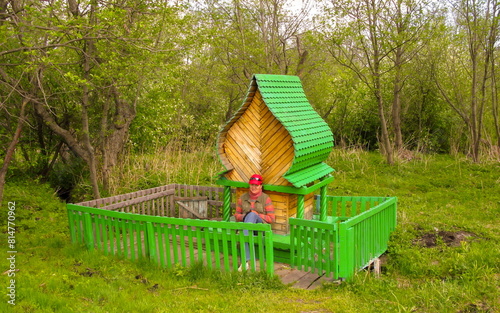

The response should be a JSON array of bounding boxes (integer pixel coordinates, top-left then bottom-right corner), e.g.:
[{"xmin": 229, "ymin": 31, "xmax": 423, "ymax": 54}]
[
  {"xmin": 392, "ymin": 50, "xmax": 404, "ymax": 152},
  {"xmin": 80, "ymin": 0, "xmax": 100, "ymax": 199},
  {"xmin": 101, "ymin": 86, "xmax": 136, "ymax": 192},
  {"xmin": 377, "ymin": 89, "xmax": 394, "ymax": 165},
  {"xmin": 0, "ymin": 99, "xmax": 27, "ymax": 205},
  {"xmin": 370, "ymin": 0, "xmax": 393, "ymax": 165}
]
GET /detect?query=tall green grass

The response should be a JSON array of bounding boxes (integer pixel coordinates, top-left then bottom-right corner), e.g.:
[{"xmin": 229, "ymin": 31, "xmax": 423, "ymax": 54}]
[
  {"xmin": 1, "ymin": 149, "xmax": 499, "ymax": 312},
  {"xmin": 105, "ymin": 141, "xmax": 224, "ymax": 196}
]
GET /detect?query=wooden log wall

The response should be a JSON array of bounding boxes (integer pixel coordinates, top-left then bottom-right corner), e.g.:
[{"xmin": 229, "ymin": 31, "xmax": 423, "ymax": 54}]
[{"xmin": 222, "ymin": 90, "xmax": 294, "ymax": 186}]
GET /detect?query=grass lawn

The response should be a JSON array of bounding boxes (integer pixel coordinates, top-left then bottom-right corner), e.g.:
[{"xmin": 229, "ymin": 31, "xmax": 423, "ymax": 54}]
[{"xmin": 1, "ymin": 151, "xmax": 499, "ymax": 312}]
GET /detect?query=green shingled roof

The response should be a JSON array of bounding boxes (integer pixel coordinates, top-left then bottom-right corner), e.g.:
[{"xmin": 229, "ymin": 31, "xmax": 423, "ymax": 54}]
[{"xmin": 219, "ymin": 74, "xmax": 334, "ymax": 188}]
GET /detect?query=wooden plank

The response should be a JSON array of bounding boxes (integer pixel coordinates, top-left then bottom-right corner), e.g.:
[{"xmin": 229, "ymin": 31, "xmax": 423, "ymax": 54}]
[
  {"xmin": 100, "ymin": 191, "xmax": 175, "ymax": 211},
  {"xmin": 263, "ymin": 152, "xmax": 294, "ymax": 179},
  {"xmin": 224, "ymin": 141, "xmax": 258, "ymax": 179},
  {"xmin": 260, "ymin": 107, "xmax": 276, "ymax": 130},
  {"xmin": 262, "ymin": 140, "xmax": 294, "ymax": 166},
  {"xmin": 262, "ymin": 125, "xmax": 292, "ymax": 155},
  {"xmin": 226, "ymin": 136, "xmax": 256, "ymax": 170},
  {"xmin": 292, "ymin": 272, "xmax": 323, "ymax": 289},
  {"xmin": 224, "ymin": 164, "xmax": 246, "ymax": 183},
  {"xmin": 176, "ymin": 199, "xmax": 208, "ymax": 219},
  {"xmin": 261, "ymin": 118, "xmax": 284, "ymax": 144},
  {"xmin": 308, "ymin": 274, "xmax": 337, "ymax": 290},
  {"xmin": 264, "ymin": 161, "xmax": 293, "ymax": 185},
  {"xmin": 239, "ymin": 103, "xmax": 261, "ymax": 131},
  {"xmin": 227, "ymin": 124, "xmax": 261, "ymax": 163},
  {"xmin": 262, "ymin": 132, "xmax": 293, "ymax": 160},
  {"xmin": 225, "ymin": 133, "xmax": 260, "ymax": 171},
  {"xmin": 262, "ymin": 132, "xmax": 293, "ymax": 164},
  {"xmin": 174, "ymin": 196, "xmax": 208, "ymax": 201},
  {"xmin": 280, "ymin": 269, "xmax": 311, "ymax": 285},
  {"xmin": 234, "ymin": 109, "xmax": 261, "ymax": 146}
]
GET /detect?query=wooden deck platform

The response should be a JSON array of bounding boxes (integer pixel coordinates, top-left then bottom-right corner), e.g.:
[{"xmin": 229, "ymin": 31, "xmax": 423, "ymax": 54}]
[{"xmin": 273, "ymin": 263, "xmax": 339, "ymax": 290}]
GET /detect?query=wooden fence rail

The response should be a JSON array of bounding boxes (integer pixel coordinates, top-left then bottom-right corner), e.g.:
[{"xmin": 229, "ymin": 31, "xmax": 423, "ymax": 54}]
[{"xmin": 76, "ymin": 184, "xmax": 233, "ymax": 219}]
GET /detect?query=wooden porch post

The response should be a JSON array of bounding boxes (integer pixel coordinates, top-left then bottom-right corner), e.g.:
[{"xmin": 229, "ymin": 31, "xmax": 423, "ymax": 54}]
[
  {"xmin": 223, "ymin": 185, "xmax": 231, "ymax": 221},
  {"xmin": 297, "ymin": 194, "xmax": 305, "ymax": 219},
  {"xmin": 320, "ymin": 184, "xmax": 327, "ymax": 221}
]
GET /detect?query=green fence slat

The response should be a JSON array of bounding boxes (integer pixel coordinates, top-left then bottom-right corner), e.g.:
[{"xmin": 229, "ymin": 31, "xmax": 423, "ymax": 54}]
[
  {"xmin": 158, "ymin": 225, "xmax": 166, "ymax": 267},
  {"xmin": 294, "ymin": 225, "xmax": 301, "ymax": 268},
  {"xmin": 221, "ymin": 228, "xmax": 230, "ymax": 271},
  {"xmin": 172, "ymin": 225, "xmax": 180, "ymax": 265},
  {"xmin": 100, "ymin": 216, "xmax": 107, "ymax": 251},
  {"xmin": 238, "ymin": 231, "xmax": 246, "ymax": 269},
  {"xmin": 212, "ymin": 228, "xmax": 221, "ymax": 269},
  {"xmin": 94, "ymin": 215, "xmax": 101, "ymax": 251},
  {"xmin": 311, "ymin": 228, "xmax": 318, "ymax": 274},
  {"xmin": 265, "ymin": 229, "xmax": 274, "ymax": 276},
  {"xmin": 114, "ymin": 218, "xmax": 120, "ymax": 256},
  {"xmin": 257, "ymin": 231, "xmax": 265, "ymax": 271},
  {"xmin": 318, "ymin": 230, "xmax": 325, "ymax": 274},
  {"xmin": 76, "ymin": 213, "xmax": 84, "ymax": 243},
  {"xmin": 121, "ymin": 219, "xmax": 128, "ymax": 259},
  {"xmin": 179, "ymin": 226, "xmax": 187, "ymax": 267},
  {"xmin": 129, "ymin": 221, "xmax": 135, "ymax": 261},
  {"xmin": 196, "ymin": 227, "xmax": 203, "ymax": 263},
  {"xmin": 75, "ymin": 214, "xmax": 83, "ymax": 244},
  {"xmin": 102, "ymin": 217, "xmax": 109, "ymax": 255},
  {"xmin": 352, "ymin": 199, "xmax": 358, "ymax": 217},
  {"xmin": 204, "ymin": 227, "xmax": 212, "ymax": 269},
  {"xmin": 249, "ymin": 232, "xmax": 257, "ymax": 271},
  {"xmin": 135, "ymin": 222, "xmax": 142, "ymax": 259},
  {"xmin": 164, "ymin": 225, "xmax": 172, "ymax": 267},
  {"xmin": 187, "ymin": 227, "xmax": 195, "ymax": 266},
  {"xmin": 300, "ymin": 226, "xmax": 306, "ymax": 270},
  {"xmin": 83, "ymin": 213, "xmax": 94, "ymax": 251},
  {"xmin": 127, "ymin": 220, "xmax": 134, "ymax": 260},
  {"xmin": 230, "ymin": 230, "xmax": 238, "ymax": 271},
  {"xmin": 146, "ymin": 222, "xmax": 156, "ymax": 263},
  {"xmin": 67, "ymin": 211, "xmax": 76, "ymax": 243}
]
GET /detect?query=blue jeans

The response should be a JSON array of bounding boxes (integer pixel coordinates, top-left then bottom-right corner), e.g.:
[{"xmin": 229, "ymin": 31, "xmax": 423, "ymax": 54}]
[{"xmin": 243, "ymin": 212, "xmax": 263, "ymax": 261}]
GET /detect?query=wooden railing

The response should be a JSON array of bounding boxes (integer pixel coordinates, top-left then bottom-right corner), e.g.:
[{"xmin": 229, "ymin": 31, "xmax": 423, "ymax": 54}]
[
  {"xmin": 338, "ymin": 197, "xmax": 397, "ymax": 278},
  {"xmin": 76, "ymin": 184, "xmax": 233, "ymax": 219},
  {"xmin": 315, "ymin": 195, "xmax": 388, "ymax": 220},
  {"xmin": 289, "ymin": 218, "xmax": 339, "ymax": 278},
  {"xmin": 293, "ymin": 196, "xmax": 397, "ymax": 279},
  {"xmin": 67, "ymin": 203, "xmax": 274, "ymax": 275},
  {"xmin": 69, "ymin": 185, "xmax": 397, "ymax": 280}
]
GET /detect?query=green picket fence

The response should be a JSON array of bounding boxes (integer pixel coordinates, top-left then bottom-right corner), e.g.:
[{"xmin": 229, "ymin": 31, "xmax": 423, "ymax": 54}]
[
  {"xmin": 67, "ymin": 190, "xmax": 397, "ymax": 280},
  {"xmin": 289, "ymin": 218, "xmax": 339, "ymax": 278},
  {"xmin": 292, "ymin": 196, "xmax": 397, "ymax": 280},
  {"xmin": 67, "ymin": 204, "xmax": 275, "ymax": 275}
]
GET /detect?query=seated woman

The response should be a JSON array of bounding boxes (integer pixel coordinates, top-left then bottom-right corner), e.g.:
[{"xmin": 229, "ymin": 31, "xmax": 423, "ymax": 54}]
[{"xmin": 234, "ymin": 174, "xmax": 275, "ymax": 270}]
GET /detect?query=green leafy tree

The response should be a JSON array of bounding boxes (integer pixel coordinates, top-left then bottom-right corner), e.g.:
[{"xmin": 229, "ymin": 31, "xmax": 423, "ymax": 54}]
[
  {"xmin": 0, "ymin": 0, "xmax": 189, "ymax": 197},
  {"xmin": 435, "ymin": 0, "xmax": 499, "ymax": 162}
]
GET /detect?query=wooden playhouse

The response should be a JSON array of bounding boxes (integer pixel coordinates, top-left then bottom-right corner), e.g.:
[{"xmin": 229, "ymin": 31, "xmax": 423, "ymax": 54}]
[
  {"xmin": 67, "ymin": 74, "xmax": 397, "ymax": 280},
  {"xmin": 216, "ymin": 74, "xmax": 335, "ymax": 235}
]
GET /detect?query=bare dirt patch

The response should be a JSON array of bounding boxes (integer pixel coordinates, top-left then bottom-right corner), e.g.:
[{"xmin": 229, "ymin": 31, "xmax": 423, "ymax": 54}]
[{"xmin": 413, "ymin": 230, "xmax": 477, "ymax": 248}]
